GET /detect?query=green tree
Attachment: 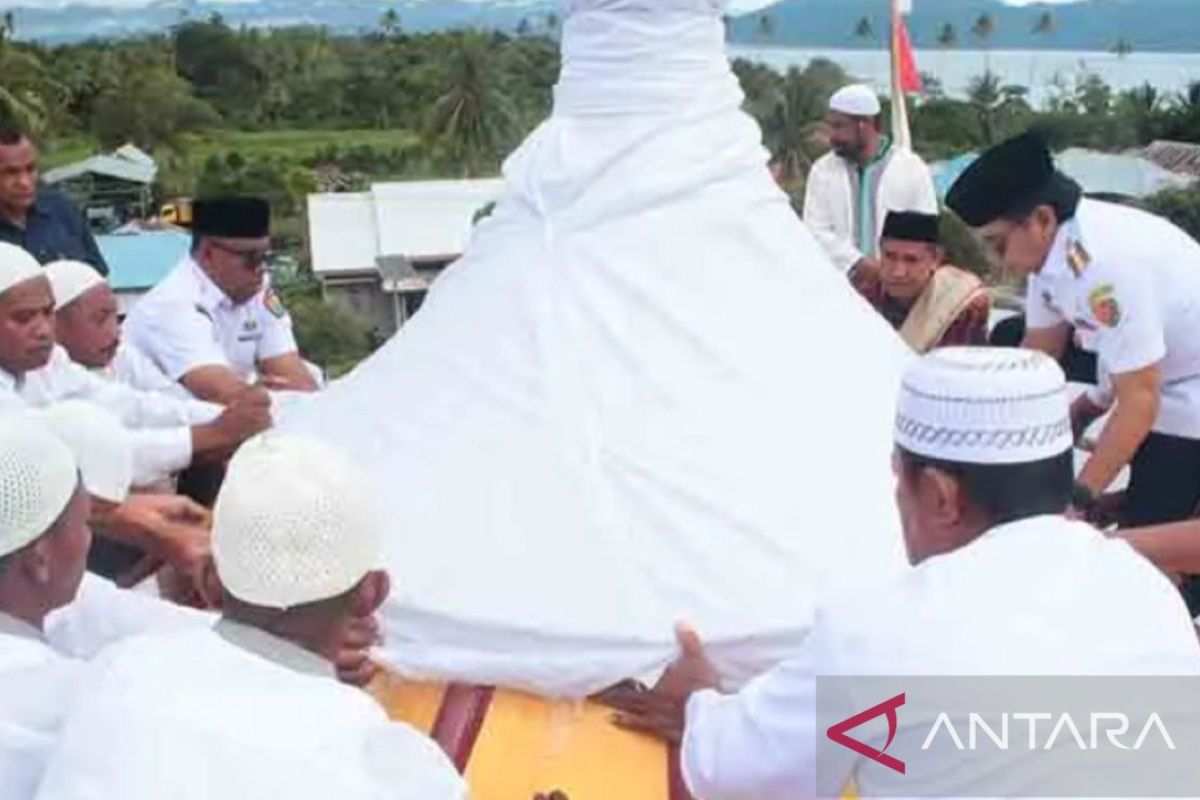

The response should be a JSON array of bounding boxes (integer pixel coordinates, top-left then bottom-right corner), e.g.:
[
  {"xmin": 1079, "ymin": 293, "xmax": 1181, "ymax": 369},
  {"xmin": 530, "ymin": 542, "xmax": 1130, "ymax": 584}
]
[
  {"xmin": 379, "ymin": 8, "xmax": 401, "ymax": 38},
  {"xmin": 0, "ymin": 38, "xmax": 58, "ymax": 134},
  {"xmin": 757, "ymin": 13, "xmax": 775, "ymax": 42},
  {"xmin": 967, "ymin": 71, "xmax": 1002, "ymax": 145},
  {"xmin": 426, "ymin": 35, "xmax": 518, "ymax": 176},
  {"xmin": 1029, "ymin": 11, "xmax": 1054, "ymax": 88},
  {"xmin": 1112, "ymin": 38, "xmax": 1134, "ymax": 58},
  {"xmin": 971, "ymin": 12, "xmax": 996, "ymax": 73},
  {"xmin": 90, "ymin": 66, "xmax": 220, "ymax": 150},
  {"xmin": 936, "ymin": 23, "xmax": 957, "ymax": 49},
  {"xmin": 853, "ymin": 16, "xmax": 875, "ymax": 43}
]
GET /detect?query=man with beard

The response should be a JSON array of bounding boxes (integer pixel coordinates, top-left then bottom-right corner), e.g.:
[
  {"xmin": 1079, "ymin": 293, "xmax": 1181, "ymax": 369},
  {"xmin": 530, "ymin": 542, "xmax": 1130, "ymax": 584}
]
[{"xmin": 803, "ymin": 84, "xmax": 937, "ymax": 289}]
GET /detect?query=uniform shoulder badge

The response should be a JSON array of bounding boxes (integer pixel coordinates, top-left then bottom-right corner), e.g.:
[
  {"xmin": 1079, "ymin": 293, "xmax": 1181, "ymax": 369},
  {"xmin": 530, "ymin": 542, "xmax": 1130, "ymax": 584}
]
[
  {"xmin": 263, "ymin": 288, "xmax": 287, "ymax": 319},
  {"xmin": 1066, "ymin": 238, "xmax": 1092, "ymax": 278},
  {"xmin": 1088, "ymin": 284, "xmax": 1121, "ymax": 328}
]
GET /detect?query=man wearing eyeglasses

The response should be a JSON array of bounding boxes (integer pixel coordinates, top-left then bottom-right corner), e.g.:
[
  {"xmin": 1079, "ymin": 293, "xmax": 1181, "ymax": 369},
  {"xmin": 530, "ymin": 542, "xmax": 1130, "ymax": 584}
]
[
  {"xmin": 125, "ymin": 197, "xmax": 318, "ymax": 405},
  {"xmin": 947, "ymin": 131, "xmax": 1200, "ymax": 614}
]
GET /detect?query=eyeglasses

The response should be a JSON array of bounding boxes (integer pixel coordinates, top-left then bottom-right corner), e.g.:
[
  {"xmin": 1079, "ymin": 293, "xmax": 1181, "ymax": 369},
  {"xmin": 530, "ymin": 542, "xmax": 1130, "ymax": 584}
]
[{"xmin": 209, "ymin": 240, "xmax": 273, "ymax": 270}]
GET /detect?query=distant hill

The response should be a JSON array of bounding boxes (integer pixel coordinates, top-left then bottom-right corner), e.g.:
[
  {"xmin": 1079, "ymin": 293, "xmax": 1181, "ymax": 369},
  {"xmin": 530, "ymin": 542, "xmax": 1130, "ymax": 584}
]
[
  {"xmin": 728, "ymin": 0, "xmax": 1200, "ymax": 53},
  {"xmin": 5, "ymin": 0, "xmax": 1200, "ymax": 52}
]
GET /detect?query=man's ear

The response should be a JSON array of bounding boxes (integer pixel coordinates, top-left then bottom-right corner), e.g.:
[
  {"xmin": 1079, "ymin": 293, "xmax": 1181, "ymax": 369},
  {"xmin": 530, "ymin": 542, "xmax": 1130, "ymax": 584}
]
[
  {"xmin": 920, "ymin": 467, "xmax": 967, "ymax": 528},
  {"xmin": 20, "ymin": 537, "xmax": 54, "ymax": 587},
  {"xmin": 349, "ymin": 570, "xmax": 390, "ymax": 618}
]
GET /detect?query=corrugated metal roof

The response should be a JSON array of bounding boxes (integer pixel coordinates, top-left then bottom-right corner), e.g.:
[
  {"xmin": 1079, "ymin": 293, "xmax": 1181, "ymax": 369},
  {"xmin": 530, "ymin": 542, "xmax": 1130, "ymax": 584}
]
[
  {"xmin": 97, "ymin": 230, "xmax": 189, "ymax": 292},
  {"xmin": 307, "ymin": 179, "xmax": 505, "ymax": 277},
  {"xmin": 1142, "ymin": 140, "xmax": 1200, "ymax": 179},
  {"xmin": 43, "ymin": 149, "xmax": 158, "ymax": 186}
]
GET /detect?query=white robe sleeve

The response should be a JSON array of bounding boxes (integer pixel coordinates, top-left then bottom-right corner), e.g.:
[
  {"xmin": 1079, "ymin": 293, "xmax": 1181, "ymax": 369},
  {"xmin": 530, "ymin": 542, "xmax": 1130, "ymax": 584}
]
[
  {"xmin": 43, "ymin": 574, "xmax": 214, "ymax": 661},
  {"xmin": 681, "ymin": 625, "xmax": 855, "ymax": 800},
  {"xmin": 804, "ymin": 158, "xmax": 861, "ymax": 275}
]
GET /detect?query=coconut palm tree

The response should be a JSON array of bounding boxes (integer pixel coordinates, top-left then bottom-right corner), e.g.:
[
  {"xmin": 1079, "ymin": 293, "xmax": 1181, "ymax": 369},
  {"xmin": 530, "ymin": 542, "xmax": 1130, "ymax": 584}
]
[
  {"xmin": 1029, "ymin": 11, "xmax": 1054, "ymax": 88},
  {"xmin": 967, "ymin": 70, "xmax": 1003, "ymax": 146},
  {"xmin": 971, "ymin": 12, "xmax": 996, "ymax": 73},
  {"xmin": 426, "ymin": 36, "xmax": 518, "ymax": 177},
  {"xmin": 1111, "ymin": 38, "xmax": 1134, "ymax": 59},
  {"xmin": 852, "ymin": 16, "xmax": 875, "ymax": 44},
  {"xmin": 757, "ymin": 13, "xmax": 775, "ymax": 42},
  {"xmin": 936, "ymin": 23, "xmax": 958, "ymax": 49}
]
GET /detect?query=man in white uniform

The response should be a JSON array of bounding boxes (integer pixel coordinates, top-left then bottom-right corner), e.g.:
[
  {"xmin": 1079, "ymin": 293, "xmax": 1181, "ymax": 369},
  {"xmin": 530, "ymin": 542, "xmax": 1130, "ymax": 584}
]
[
  {"xmin": 0, "ymin": 242, "xmax": 266, "ymax": 583},
  {"xmin": 803, "ymin": 84, "xmax": 937, "ymax": 286},
  {"xmin": 36, "ymin": 432, "xmax": 467, "ymax": 800},
  {"xmin": 47, "ymin": 259, "xmax": 185, "ymax": 396},
  {"xmin": 603, "ymin": 347, "xmax": 1200, "ymax": 800},
  {"xmin": 125, "ymin": 196, "xmax": 318, "ymax": 405},
  {"xmin": 947, "ymin": 130, "xmax": 1200, "ymax": 613}
]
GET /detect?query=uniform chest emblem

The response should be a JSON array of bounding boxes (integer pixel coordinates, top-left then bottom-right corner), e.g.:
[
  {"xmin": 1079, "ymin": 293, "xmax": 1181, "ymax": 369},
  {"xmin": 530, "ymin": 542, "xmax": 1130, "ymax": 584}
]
[
  {"xmin": 1066, "ymin": 238, "xmax": 1092, "ymax": 278},
  {"xmin": 263, "ymin": 288, "xmax": 287, "ymax": 319},
  {"xmin": 1088, "ymin": 284, "xmax": 1121, "ymax": 328}
]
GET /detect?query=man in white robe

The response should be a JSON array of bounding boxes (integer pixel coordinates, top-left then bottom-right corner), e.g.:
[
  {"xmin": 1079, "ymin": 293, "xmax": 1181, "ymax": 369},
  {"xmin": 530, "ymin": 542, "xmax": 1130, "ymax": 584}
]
[
  {"xmin": 36, "ymin": 432, "xmax": 466, "ymax": 800},
  {"xmin": 0, "ymin": 408, "xmax": 208, "ymax": 798},
  {"xmin": 803, "ymin": 84, "xmax": 937, "ymax": 284},
  {"xmin": 603, "ymin": 347, "xmax": 1200, "ymax": 800}
]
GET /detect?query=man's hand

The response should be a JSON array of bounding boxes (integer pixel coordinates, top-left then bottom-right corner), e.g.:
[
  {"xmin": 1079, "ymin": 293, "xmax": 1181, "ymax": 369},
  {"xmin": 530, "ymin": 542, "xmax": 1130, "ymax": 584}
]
[
  {"xmin": 850, "ymin": 257, "xmax": 880, "ymax": 293},
  {"xmin": 194, "ymin": 389, "xmax": 271, "ymax": 459},
  {"xmin": 95, "ymin": 495, "xmax": 213, "ymax": 596},
  {"xmin": 333, "ymin": 613, "xmax": 382, "ymax": 687},
  {"xmin": 596, "ymin": 624, "xmax": 720, "ymax": 744}
]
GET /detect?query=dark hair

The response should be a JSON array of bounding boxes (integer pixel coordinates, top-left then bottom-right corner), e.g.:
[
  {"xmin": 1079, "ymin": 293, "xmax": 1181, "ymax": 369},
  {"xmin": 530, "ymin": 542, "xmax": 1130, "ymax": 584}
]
[
  {"xmin": 1004, "ymin": 172, "xmax": 1082, "ymax": 226},
  {"xmin": 898, "ymin": 446, "xmax": 1073, "ymax": 528},
  {"xmin": 0, "ymin": 123, "xmax": 29, "ymax": 146}
]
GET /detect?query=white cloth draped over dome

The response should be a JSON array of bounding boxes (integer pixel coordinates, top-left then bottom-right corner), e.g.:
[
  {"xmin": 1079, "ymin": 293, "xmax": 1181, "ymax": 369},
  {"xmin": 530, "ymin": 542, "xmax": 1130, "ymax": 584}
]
[{"xmin": 278, "ymin": 0, "xmax": 911, "ymax": 697}]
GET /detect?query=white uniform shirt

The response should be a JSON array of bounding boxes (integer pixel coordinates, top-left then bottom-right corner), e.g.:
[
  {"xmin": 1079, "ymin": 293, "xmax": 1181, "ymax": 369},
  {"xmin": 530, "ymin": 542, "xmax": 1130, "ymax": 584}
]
[
  {"xmin": 802, "ymin": 145, "xmax": 938, "ymax": 275},
  {"xmin": 35, "ymin": 625, "xmax": 467, "ymax": 800},
  {"xmin": 125, "ymin": 255, "xmax": 299, "ymax": 384},
  {"xmin": 681, "ymin": 516, "xmax": 1200, "ymax": 800},
  {"xmin": 0, "ymin": 347, "xmax": 221, "ymax": 484},
  {"xmin": 1027, "ymin": 198, "xmax": 1200, "ymax": 439}
]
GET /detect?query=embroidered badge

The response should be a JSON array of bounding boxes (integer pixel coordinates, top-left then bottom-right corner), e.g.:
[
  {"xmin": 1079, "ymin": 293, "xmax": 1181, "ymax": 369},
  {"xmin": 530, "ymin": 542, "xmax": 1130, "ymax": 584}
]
[
  {"xmin": 263, "ymin": 289, "xmax": 286, "ymax": 319},
  {"xmin": 1066, "ymin": 238, "xmax": 1092, "ymax": 278},
  {"xmin": 1088, "ymin": 284, "xmax": 1121, "ymax": 328}
]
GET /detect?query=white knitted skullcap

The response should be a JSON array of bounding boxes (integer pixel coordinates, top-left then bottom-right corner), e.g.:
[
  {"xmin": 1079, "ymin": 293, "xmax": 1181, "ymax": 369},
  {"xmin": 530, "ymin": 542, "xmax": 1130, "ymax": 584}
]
[
  {"xmin": 0, "ymin": 415, "xmax": 79, "ymax": 558},
  {"xmin": 213, "ymin": 432, "xmax": 380, "ymax": 609},
  {"xmin": 829, "ymin": 83, "xmax": 881, "ymax": 117},
  {"xmin": 0, "ymin": 242, "xmax": 43, "ymax": 296},
  {"xmin": 895, "ymin": 347, "xmax": 1072, "ymax": 465},
  {"xmin": 46, "ymin": 260, "xmax": 106, "ymax": 310},
  {"xmin": 37, "ymin": 401, "xmax": 133, "ymax": 504}
]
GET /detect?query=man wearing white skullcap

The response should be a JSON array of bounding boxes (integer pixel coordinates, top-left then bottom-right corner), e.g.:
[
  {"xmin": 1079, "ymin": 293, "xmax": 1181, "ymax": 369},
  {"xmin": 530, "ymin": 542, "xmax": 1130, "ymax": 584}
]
[
  {"xmin": 603, "ymin": 347, "xmax": 1200, "ymax": 800},
  {"xmin": 0, "ymin": 410, "xmax": 213, "ymax": 799},
  {"xmin": 46, "ymin": 259, "xmax": 182, "ymax": 397},
  {"xmin": 36, "ymin": 432, "xmax": 467, "ymax": 800},
  {"xmin": 803, "ymin": 82, "xmax": 936, "ymax": 284},
  {"xmin": 0, "ymin": 243, "xmax": 270, "ymax": 584}
]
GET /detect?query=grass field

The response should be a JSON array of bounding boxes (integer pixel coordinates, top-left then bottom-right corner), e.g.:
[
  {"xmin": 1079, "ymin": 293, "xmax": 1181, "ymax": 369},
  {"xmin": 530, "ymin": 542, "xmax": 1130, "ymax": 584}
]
[{"xmin": 41, "ymin": 128, "xmax": 421, "ymax": 169}]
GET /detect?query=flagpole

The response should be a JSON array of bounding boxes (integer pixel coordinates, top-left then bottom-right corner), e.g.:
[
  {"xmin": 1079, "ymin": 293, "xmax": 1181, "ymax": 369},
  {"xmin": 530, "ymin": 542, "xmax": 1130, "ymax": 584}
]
[{"xmin": 890, "ymin": 0, "xmax": 914, "ymax": 151}]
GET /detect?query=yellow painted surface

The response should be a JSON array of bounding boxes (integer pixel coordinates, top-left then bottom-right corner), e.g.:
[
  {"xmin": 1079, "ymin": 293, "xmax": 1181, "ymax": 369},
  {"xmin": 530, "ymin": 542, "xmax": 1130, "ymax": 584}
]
[{"xmin": 372, "ymin": 675, "xmax": 671, "ymax": 800}]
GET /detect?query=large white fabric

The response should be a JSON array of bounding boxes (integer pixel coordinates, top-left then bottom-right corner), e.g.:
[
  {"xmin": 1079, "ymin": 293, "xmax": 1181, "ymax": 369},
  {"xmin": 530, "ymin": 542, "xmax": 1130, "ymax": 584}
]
[
  {"xmin": 278, "ymin": 0, "xmax": 911, "ymax": 697},
  {"xmin": 35, "ymin": 627, "xmax": 466, "ymax": 800},
  {"xmin": 803, "ymin": 148, "xmax": 938, "ymax": 275},
  {"xmin": 682, "ymin": 516, "xmax": 1200, "ymax": 800}
]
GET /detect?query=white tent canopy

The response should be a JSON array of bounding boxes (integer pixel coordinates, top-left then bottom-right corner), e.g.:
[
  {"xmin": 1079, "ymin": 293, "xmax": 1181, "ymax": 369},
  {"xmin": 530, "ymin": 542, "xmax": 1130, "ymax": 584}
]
[{"xmin": 278, "ymin": 0, "xmax": 910, "ymax": 697}]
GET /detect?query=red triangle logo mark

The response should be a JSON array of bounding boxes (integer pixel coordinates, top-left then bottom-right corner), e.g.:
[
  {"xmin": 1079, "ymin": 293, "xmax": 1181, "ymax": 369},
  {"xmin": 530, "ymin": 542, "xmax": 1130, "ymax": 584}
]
[{"xmin": 826, "ymin": 692, "xmax": 907, "ymax": 775}]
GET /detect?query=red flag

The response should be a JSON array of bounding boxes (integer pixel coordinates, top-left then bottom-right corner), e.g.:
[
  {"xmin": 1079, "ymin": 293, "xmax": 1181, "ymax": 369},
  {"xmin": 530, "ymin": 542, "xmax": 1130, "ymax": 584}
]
[{"xmin": 893, "ymin": 10, "xmax": 922, "ymax": 94}]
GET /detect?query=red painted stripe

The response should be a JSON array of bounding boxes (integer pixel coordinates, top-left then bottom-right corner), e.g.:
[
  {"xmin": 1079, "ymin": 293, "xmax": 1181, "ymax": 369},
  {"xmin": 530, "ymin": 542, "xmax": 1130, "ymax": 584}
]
[
  {"xmin": 430, "ymin": 683, "xmax": 495, "ymax": 772},
  {"xmin": 668, "ymin": 743, "xmax": 696, "ymax": 800}
]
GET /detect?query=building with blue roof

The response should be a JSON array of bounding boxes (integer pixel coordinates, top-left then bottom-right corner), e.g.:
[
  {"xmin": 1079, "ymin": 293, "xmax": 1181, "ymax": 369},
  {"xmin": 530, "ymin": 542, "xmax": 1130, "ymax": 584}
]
[{"xmin": 96, "ymin": 228, "xmax": 191, "ymax": 314}]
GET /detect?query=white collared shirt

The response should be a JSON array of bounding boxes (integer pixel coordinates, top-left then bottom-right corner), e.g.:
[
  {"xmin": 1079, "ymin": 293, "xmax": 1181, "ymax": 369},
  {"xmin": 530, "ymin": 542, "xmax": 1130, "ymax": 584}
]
[
  {"xmin": 1026, "ymin": 198, "xmax": 1200, "ymax": 439},
  {"xmin": 681, "ymin": 515, "xmax": 1200, "ymax": 800},
  {"xmin": 125, "ymin": 255, "xmax": 299, "ymax": 384},
  {"xmin": 0, "ymin": 347, "xmax": 221, "ymax": 485},
  {"xmin": 97, "ymin": 341, "xmax": 193, "ymax": 401}
]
